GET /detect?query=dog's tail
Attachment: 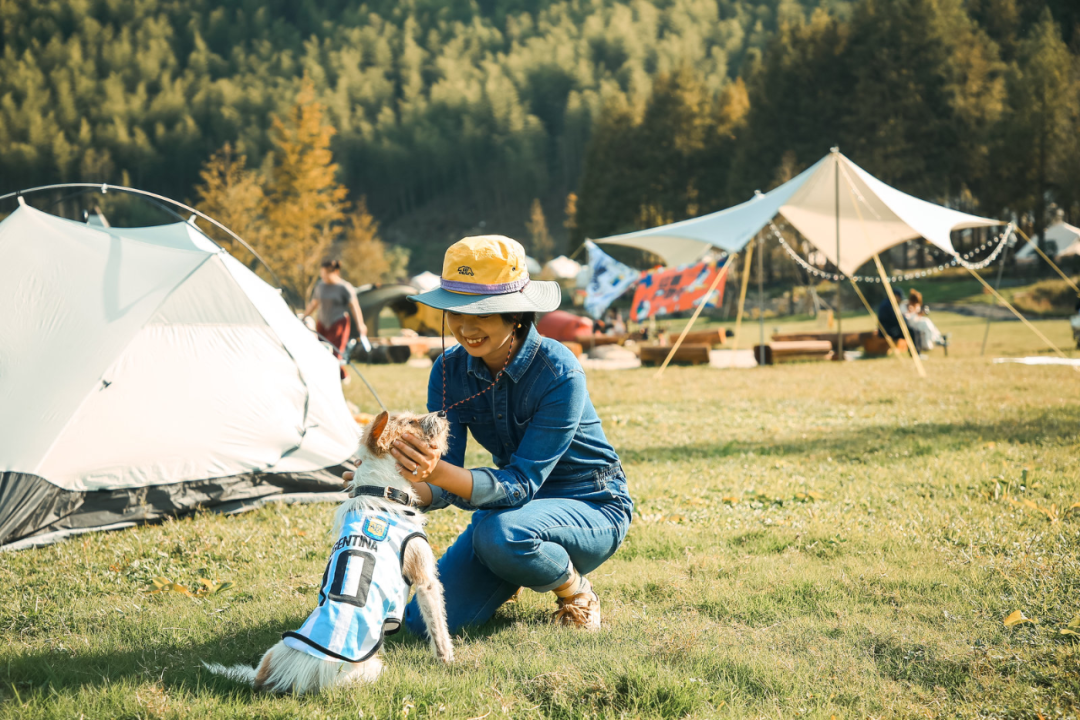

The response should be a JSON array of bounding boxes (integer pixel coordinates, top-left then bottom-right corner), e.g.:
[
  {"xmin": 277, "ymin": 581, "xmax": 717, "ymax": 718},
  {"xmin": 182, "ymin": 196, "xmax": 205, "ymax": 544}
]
[{"xmin": 201, "ymin": 661, "xmax": 257, "ymax": 685}]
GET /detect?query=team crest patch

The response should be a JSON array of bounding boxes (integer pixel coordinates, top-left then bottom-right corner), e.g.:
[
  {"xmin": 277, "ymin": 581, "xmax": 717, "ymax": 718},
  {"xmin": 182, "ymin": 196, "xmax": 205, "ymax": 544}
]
[{"xmin": 362, "ymin": 517, "xmax": 390, "ymax": 541}]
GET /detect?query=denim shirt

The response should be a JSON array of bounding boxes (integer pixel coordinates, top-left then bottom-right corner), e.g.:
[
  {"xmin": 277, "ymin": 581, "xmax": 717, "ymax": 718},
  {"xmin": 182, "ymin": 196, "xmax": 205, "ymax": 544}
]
[{"xmin": 423, "ymin": 325, "xmax": 632, "ymax": 515}]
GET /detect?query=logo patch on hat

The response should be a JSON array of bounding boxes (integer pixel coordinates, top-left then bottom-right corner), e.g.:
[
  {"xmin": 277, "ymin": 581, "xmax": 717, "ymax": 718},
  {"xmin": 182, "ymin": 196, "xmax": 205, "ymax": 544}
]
[
  {"xmin": 362, "ymin": 517, "xmax": 389, "ymax": 541},
  {"xmin": 457, "ymin": 266, "xmax": 475, "ymax": 276}
]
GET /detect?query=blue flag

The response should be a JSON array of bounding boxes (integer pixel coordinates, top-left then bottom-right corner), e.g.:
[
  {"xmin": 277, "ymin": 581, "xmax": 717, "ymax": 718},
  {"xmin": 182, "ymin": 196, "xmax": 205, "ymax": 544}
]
[{"xmin": 583, "ymin": 241, "xmax": 642, "ymax": 320}]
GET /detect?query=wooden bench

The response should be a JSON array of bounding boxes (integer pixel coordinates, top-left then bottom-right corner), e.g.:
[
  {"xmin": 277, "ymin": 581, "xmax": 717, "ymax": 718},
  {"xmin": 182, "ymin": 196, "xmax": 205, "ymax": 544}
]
[
  {"xmin": 639, "ymin": 343, "xmax": 711, "ymax": 366},
  {"xmin": 561, "ymin": 341, "xmax": 584, "ymax": 358},
  {"xmin": 681, "ymin": 329, "xmax": 726, "ymax": 347},
  {"xmin": 752, "ymin": 340, "xmax": 834, "ymax": 365},
  {"xmin": 771, "ymin": 331, "xmax": 873, "ymax": 352},
  {"xmin": 862, "ymin": 335, "xmax": 907, "ymax": 357}
]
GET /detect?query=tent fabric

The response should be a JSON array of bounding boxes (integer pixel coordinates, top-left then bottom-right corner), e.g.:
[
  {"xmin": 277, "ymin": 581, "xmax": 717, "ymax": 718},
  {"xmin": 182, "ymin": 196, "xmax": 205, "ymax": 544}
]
[
  {"xmin": 0, "ymin": 206, "xmax": 361, "ymax": 547},
  {"xmin": 596, "ymin": 152, "xmax": 1002, "ymax": 275},
  {"xmin": 1014, "ymin": 220, "xmax": 1080, "ymax": 260},
  {"xmin": 539, "ymin": 255, "xmax": 582, "ymax": 281},
  {"xmin": 0, "ymin": 467, "xmax": 348, "ymax": 551},
  {"xmin": 595, "ymin": 158, "xmax": 825, "ymax": 266}
]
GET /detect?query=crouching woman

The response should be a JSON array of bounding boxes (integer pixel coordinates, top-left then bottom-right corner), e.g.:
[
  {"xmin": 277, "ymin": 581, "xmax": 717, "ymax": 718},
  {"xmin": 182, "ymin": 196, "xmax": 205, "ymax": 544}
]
[{"xmin": 391, "ymin": 236, "xmax": 633, "ymax": 632}]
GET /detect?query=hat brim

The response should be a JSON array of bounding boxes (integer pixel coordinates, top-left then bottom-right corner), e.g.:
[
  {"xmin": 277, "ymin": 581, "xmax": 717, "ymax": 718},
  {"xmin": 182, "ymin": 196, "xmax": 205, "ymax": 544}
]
[{"xmin": 408, "ymin": 280, "xmax": 561, "ymax": 314}]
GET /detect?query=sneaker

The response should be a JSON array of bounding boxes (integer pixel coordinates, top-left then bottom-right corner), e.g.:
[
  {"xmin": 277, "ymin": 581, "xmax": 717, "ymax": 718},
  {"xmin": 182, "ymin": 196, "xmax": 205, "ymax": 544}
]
[{"xmin": 552, "ymin": 589, "xmax": 601, "ymax": 631}]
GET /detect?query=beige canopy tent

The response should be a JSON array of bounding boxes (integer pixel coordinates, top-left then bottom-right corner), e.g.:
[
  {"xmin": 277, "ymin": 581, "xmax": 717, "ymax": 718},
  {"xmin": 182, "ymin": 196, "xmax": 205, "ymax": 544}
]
[
  {"xmin": 596, "ymin": 150, "xmax": 1001, "ymax": 273},
  {"xmin": 591, "ymin": 150, "xmax": 1046, "ymax": 374}
]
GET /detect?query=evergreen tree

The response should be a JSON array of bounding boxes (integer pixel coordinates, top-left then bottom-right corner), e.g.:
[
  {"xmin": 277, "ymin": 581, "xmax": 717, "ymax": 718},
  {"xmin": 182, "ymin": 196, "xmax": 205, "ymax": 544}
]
[{"xmin": 990, "ymin": 9, "xmax": 1079, "ymax": 248}]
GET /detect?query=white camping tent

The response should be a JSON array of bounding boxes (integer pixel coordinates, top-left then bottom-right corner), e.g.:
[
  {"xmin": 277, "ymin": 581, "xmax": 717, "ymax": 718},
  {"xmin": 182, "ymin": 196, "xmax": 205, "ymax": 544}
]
[
  {"xmin": 410, "ymin": 271, "xmax": 441, "ymax": 293},
  {"xmin": 596, "ymin": 151, "xmax": 1002, "ymax": 274},
  {"xmin": 1014, "ymin": 220, "xmax": 1080, "ymax": 261},
  {"xmin": 540, "ymin": 255, "xmax": 582, "ymax": 281},
  {"xmin": 0, "ymin": 203, "xmax": 361, "ymax": 548}
]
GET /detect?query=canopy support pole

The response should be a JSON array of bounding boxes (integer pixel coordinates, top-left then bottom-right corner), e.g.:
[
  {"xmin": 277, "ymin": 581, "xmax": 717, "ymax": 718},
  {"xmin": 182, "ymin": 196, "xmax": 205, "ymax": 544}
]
[
  {"xmin": 757, "ymin": 232, "xmax": 766, "ymax": 366},
  {"xmin": 1014, "ymin": 226, "xmax": 1080, "ymax": 295},
  {"xmin": 834, "ymin": 152, "xmax": 843, "ymax": 361},
  {"xmin": 873, "ymin": 254, "xmax": 927, "ymax": 378},
  {"xmin": 654, "ymin": 258, "xmax": 733, "ymax": 378},
  {"xmin": 729, "ymin": 241, "xmax": 754, "ymax": 367},
  {"xmin": 837, "ymin": 159, "xmax": 924, "ymax": 376},
  {"xmin": 963, "ymin": 265, "xmax": 1068, "ymax": 358},
  {"xmin": 846, "ymin": 277, "xmax": 903, "ymax": 360},
  {"xmin": 981, "ymin": 235, "xmax": 1013, "ymax": 356}
]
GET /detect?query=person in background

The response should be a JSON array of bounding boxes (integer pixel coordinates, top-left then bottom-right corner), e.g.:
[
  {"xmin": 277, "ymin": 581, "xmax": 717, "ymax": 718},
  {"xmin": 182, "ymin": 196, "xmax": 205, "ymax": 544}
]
[
  {"xmin": 304, "ymin": 260, "xmax": 367, "ymax": 381},
  {"xmin": 604, "ymin": 307, "xmax": 626, "ymax": 335},
  {"xmin": 876, "ymin": 288, "xmax": 927, "ymax": 351},
  {"xmin": 902, "ymin": 289, "xmax": 946, "ymax": 351}
]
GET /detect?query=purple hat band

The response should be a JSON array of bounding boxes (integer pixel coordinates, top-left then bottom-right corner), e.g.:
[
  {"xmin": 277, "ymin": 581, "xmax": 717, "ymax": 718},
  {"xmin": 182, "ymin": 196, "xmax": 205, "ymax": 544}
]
[{"xmin": 440, "ymin": 276, "xmax": 531, "ymax": 294}]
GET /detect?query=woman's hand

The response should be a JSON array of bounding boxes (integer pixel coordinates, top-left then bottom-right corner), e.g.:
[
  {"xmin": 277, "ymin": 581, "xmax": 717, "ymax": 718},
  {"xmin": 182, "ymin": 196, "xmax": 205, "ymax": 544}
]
[
  {"xmin": 391, "ymin": 433, "xmax": 441, "ymax": 481},
  {"xmin": 341, "ymin": 469, "xmax": 355, "ymax": 489}
]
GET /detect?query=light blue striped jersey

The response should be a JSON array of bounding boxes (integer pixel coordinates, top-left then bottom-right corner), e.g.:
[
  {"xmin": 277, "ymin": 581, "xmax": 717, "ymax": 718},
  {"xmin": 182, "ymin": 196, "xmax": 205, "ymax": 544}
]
[{"xmin": 282, "ymin": 509, "xmax": 425, "ymax": 662}]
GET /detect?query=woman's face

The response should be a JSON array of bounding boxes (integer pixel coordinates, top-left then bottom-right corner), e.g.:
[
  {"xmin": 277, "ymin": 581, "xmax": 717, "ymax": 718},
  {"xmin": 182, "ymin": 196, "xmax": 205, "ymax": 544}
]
[{"xmin": 446, "ymin": 312, "xmax": 517, "ymax": 365}]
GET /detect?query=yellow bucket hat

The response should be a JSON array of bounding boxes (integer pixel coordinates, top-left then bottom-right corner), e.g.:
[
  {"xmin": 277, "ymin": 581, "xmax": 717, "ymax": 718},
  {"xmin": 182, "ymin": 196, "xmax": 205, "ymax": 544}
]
[{"xmin": 408, "ymin": 235, "xmax": 561, "ymax": 314}]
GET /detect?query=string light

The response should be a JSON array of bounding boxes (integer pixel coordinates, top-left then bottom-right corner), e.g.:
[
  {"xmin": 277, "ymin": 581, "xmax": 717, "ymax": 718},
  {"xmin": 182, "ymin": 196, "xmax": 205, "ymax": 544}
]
[{"xmin": 768, "ymin": 221, "xmax": 1014, "ymax": 283}]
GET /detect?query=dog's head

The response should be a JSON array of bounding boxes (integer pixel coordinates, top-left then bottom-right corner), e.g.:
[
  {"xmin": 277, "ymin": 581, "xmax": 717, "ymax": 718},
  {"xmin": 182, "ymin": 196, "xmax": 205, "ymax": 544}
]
[{"xmin": 363, "ymin": 410, "xmax": 450, "ymax": 460}]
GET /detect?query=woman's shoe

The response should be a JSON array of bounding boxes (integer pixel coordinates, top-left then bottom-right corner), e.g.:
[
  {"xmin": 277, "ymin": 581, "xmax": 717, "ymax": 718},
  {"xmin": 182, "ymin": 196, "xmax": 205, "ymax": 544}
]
[{"xmin": 552, "ymin": 589, "xmax": 601, "ymax": 630}]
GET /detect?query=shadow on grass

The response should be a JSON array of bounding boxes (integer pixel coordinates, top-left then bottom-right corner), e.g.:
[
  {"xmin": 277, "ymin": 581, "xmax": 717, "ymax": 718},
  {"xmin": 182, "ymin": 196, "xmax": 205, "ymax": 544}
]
[
  {"xmin": 618, "ymin": 407, "xmax": 1080, "ymax": 465},
  {"xmin": 1, "ymin": 612, "xmax": 520, "ymax": 697}
]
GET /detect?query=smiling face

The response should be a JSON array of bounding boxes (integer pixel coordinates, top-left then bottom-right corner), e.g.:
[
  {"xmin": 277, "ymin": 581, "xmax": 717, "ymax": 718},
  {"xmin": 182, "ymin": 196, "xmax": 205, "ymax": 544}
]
[{"xmin": 446, "ymin": 312, "xmax": 519, "ymax": 369}]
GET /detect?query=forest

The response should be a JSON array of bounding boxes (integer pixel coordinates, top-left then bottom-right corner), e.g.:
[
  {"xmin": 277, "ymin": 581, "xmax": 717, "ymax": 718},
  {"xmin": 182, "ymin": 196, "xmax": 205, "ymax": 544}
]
[{"xmin": 2, "ymin": 0, "xmax": 1079, "ymax": 276}]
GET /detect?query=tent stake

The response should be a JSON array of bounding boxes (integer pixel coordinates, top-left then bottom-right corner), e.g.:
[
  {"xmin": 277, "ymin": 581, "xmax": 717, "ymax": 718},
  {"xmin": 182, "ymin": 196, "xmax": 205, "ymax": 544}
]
[
  {"xmin": 963, "ymin": 265, "xmax": 1068, "ymax": 358},
  {"xmin": 981, "ymin": 233, "xmax": 1013, "ymax": 356},
  {"xmin": 757, "ymin": 232, "xmax": 766, "ymax": 366},
  {"xmin": 873, "ymin": 254, "xmax": 927, "ymax": 378},
  {"xmin": 654, "ymin": 258, "xmax": 733, "ymax": 378},
  {"xmin": 729, "ymin": 242, "xmax": 754, "ymax": 367}
]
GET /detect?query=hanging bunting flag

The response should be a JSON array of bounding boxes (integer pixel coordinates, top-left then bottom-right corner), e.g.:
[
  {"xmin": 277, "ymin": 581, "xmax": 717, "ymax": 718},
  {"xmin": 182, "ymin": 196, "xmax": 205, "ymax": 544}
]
[
  {"xmin": 583, "ymin": 240, "xmax": 643, "ymax": 320},
  {"xmin": 630, "ymin": 258, "xmax": 728, "ymax": 322}
]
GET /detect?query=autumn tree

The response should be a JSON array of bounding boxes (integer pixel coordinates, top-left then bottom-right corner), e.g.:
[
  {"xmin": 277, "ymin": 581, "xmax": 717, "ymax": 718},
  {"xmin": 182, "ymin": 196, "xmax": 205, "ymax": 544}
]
[
  {"xmin": 526, "ymin": 199, "xmax": 554, "ymax": 262},
  {"xmin": 339, "ymin": 198, "xmax": 410, "ymax": 287},
  {"xmin": 261, "ymin": 78, "xmax": 349, "ymax": 303},
  {"xmin": 193, "ymin": 143, "xmax": 267, "ymax": 269}
]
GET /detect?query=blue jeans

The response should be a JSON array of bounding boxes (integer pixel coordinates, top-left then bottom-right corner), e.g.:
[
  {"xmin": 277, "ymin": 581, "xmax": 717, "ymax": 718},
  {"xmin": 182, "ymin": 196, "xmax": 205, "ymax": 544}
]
[{"xmin": 404, "ymin": 495, "xmax": 630, "ymax": 636}]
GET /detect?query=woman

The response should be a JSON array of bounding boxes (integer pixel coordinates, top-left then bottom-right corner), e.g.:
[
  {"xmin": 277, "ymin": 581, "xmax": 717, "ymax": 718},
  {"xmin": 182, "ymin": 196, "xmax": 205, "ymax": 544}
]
[
  {"xmin": 303, "ymin": 260, "xmax": 367, "ymax": 380},
  {"xmin": 902, "ymin": 289, "xmax": 945, "ymax": 351},
  {"xmin": 390, "ymin": 235, "xmax": 632, "ymax": 633}
]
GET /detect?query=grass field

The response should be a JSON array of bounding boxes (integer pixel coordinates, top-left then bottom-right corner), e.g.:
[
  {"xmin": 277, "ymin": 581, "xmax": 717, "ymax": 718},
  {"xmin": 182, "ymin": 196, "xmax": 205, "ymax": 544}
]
[{"xmin": 2, "ymin": 313, "xmax": 1078, "ymax": 719}]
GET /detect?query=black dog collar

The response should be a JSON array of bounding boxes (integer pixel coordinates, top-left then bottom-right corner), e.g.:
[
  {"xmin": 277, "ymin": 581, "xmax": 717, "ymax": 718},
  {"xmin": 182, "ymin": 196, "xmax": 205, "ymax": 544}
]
[{"xmin": 350, "ymin": 485, "xmax": 412, "ymax": 506}]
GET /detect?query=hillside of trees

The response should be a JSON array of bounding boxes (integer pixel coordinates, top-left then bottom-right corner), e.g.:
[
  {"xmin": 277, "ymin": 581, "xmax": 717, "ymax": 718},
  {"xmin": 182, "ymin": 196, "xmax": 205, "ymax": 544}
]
[{"xmin": 2, "ymin": 0, "xmax": 1078, "ymax": 275}]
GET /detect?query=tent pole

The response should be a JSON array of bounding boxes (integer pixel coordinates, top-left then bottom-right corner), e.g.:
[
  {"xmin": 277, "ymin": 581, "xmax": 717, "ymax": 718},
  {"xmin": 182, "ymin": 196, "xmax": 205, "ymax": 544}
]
[
  {"xmin": 963, "ymin": 264, "xmax": 1068, "ymax": 358},
  {"xmin": 834, "ymin": 151, "xmax": 843, "ymax": 362},
  {"xmin": 847, "ymin": 276, "xmax": 904, "ymax": 360},
  {"xmin": 654, "ymin": 258, "xmax": 733, "ymax": 378},
  {"xmin": 757, "ymin": 231, "xmax": 766, "ymax": 365},
  {"xmin": 836, "ymin": 159, "xmax": 923, "ymax": 376},
  {"xmin": 729, "ymin": 242, "xmax": 754, "ymax": 367},
  {"xmin": 873, "ymin": 254, "xmax": 927, "ymax": 378},
  {"xmin": 981, "ymin": 231, "xmax": 1013, "ymax": 356},
  {"xmin": 1014, "ymin": 226, "xmax": 1080, "ymax": 294}
]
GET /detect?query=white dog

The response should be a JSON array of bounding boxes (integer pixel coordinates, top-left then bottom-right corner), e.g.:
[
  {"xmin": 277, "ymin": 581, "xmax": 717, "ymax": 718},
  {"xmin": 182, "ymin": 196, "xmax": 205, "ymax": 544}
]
[{"xmin": 204, "ymin": 410, "xmax": 454, "ymax": 693}]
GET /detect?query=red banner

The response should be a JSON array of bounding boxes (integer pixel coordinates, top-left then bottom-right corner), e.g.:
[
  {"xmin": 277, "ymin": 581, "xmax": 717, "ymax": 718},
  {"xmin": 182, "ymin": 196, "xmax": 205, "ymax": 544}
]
[{"xmin": 630, "ymin": 260, "xmax": 728, "ymax": 322}]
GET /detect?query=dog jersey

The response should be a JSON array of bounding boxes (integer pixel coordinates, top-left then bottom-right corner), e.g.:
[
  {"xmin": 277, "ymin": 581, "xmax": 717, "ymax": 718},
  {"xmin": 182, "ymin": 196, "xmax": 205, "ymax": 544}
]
[{"xmin": 282, "ymin": 509, "xmax": 426, "ymax": 663}]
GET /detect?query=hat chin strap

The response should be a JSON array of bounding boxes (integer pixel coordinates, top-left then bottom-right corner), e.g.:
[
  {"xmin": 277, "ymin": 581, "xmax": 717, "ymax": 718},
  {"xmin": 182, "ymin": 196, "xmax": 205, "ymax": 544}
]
[{"xmin": 441, "ymin": 313, "xmax": 520, "ymax": 415}]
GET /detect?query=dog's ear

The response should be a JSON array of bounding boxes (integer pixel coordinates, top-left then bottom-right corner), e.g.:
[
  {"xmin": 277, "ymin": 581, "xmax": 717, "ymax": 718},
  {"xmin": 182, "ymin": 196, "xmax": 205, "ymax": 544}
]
[{"xmin": 365, "ymin": 411, "xmax": 390, "ymax": 454}]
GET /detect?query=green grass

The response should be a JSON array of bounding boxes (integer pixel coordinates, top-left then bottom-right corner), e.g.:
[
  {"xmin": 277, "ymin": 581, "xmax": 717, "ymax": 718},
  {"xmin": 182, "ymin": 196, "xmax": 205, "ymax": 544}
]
[{"xmin": 2, "ymin": 314, "xmax": 1079, "ymax": 718}]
